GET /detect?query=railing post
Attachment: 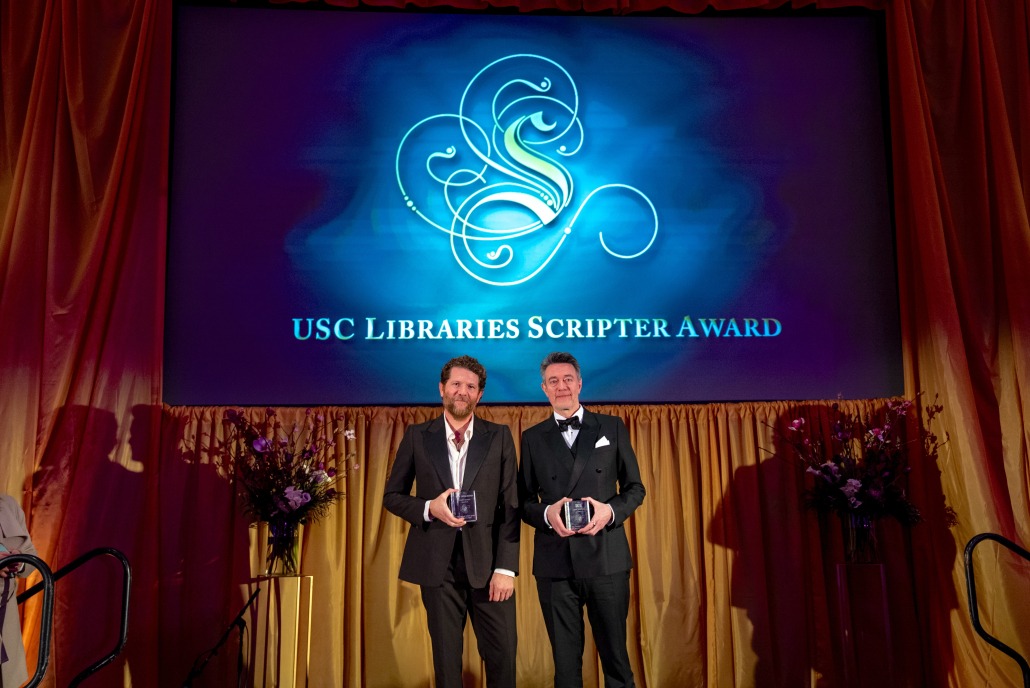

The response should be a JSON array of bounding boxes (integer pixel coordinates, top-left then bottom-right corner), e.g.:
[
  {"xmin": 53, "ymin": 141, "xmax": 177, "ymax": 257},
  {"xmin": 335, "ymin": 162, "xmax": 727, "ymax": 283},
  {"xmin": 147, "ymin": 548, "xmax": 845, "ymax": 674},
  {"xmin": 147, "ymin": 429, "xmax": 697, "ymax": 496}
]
[
  {"xmin": 964, "ymin": 533, "xmax": 1030, "ymax": 688},
  {"xmin": 16, "ymin": 547, "xmax": 132, "ymax": 686},
  {"xmin": 5, "ymin": 553, "xmax": 54, "ymax": 688}
]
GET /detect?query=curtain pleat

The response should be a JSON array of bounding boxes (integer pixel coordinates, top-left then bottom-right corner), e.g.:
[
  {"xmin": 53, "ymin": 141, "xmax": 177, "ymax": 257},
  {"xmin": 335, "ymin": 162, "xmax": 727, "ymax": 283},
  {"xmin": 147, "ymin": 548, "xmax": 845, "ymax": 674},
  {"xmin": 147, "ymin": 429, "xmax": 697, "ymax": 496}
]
[{"xmin": 1, "ymin": 0, "xmax": 1028, "ymax": 685}]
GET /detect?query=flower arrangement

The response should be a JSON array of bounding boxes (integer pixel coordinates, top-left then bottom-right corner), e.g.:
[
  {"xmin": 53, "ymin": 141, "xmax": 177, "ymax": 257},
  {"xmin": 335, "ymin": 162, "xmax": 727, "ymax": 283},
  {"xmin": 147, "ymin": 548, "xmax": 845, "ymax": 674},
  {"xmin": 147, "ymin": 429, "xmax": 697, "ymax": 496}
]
[
  {"xmin": 782, "ymin": 396, "xmax": 947, "ymax": 528},
  {"xmin": 220, "ymin": 408, "xmax": 352, "ymax": 574}
]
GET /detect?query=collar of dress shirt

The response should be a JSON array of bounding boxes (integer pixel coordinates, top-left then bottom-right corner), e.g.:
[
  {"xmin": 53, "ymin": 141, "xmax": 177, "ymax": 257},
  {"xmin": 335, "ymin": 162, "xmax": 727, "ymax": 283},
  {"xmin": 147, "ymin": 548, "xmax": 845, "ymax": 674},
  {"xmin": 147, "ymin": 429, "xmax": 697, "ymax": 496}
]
[
  {"xmin": 553, "ymin": 407, "xmax": 584, "ymax": 425},
  {"xmin": 447, "ymin": 415, "xmax": 474, "ymax": 445}
]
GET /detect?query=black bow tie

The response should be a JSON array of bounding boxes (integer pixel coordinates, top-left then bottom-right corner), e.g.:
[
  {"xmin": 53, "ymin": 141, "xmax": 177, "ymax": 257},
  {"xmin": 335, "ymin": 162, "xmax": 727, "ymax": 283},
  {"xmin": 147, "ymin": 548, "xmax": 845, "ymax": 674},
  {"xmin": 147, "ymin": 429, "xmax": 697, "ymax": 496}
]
[{"xmin": 557, "ymin": 416, "xmax": 581, "ymax": 431}]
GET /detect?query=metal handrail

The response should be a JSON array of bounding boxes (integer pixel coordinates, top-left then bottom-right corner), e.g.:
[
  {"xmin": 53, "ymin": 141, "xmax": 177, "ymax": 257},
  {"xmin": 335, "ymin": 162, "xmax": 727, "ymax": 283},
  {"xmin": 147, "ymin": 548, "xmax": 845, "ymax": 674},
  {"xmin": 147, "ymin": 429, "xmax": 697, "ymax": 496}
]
[
  {"xmin": 17, "ymin": 547, "xmax": 131, "ymax": 687},
  {"xmin": 964, "ymin": 532, "xmax": 1030, "ymax": 688},
  {"xmin": 4, "ymin": 553, "xmax": 54, "ymax": 688}
]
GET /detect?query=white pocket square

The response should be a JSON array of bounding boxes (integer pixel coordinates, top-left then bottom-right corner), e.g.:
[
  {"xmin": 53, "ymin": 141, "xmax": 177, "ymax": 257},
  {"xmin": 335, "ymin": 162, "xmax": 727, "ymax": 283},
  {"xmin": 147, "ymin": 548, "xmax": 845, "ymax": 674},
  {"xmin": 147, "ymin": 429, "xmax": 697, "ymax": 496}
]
[{"xmin": 595, "ymin": 436, "xmax": 610, "ymax": 448}]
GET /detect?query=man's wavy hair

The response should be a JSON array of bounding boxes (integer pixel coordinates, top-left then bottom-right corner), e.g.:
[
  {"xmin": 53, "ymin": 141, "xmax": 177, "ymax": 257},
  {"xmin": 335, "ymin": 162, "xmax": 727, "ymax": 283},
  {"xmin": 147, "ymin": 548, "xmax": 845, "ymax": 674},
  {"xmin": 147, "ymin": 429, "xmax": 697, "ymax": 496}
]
[{"xmin": 440, "ymin": 355, "xmax": 487, "ymax": 391}]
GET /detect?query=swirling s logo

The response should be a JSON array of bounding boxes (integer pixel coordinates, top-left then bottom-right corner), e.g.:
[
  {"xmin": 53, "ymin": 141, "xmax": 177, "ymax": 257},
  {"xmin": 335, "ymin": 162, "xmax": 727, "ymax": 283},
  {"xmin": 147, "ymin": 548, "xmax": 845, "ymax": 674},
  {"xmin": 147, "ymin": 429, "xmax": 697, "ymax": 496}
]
[{"xmin": 395, "ymin": 54, "xmax": 658, "ymax": 287}]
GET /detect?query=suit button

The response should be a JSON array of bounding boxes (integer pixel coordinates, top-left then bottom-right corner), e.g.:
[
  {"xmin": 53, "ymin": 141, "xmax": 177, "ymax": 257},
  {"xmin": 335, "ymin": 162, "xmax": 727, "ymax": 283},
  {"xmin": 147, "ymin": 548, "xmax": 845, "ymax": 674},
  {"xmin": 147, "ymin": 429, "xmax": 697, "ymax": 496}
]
[{"xmin": 551, "ymin": 475, "xmax": 557, "ymax": 480}]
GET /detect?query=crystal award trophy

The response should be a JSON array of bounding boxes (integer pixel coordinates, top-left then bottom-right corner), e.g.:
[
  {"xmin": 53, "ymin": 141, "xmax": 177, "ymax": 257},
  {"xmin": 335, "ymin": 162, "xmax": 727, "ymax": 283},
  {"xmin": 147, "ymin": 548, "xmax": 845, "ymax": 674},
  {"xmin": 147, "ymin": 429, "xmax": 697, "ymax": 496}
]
[
  {"xmin": 450, "ymin": 490, "xmax": 478, "ymax": 522},
  {"xmin": 564, "ymin": 499, "xmax": 592, "ymax": 531}
]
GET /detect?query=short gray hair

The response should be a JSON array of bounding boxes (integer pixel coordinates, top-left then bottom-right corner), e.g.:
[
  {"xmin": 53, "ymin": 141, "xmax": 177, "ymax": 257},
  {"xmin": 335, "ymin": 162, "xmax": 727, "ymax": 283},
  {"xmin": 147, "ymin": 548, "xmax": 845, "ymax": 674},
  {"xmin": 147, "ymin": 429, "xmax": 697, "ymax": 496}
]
[{"xmin": 539, "ymin": 351, "xmax": 580, "ymax": 379}]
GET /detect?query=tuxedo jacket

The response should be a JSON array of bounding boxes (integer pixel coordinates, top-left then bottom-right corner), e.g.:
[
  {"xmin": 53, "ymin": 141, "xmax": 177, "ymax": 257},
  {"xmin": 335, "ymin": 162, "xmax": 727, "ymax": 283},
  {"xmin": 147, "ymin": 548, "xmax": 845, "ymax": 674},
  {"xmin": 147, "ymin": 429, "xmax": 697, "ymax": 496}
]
[
  {"xmin": 383, "ymin": 415, "xmax": 520, "ymax": 589},
  {"xmin": 518, "ymin": 409, "xmax": 645, "ymax": 579},
  {"xmin": 0, "ymin": 493, "xmax": 38, "ymax": 688}
]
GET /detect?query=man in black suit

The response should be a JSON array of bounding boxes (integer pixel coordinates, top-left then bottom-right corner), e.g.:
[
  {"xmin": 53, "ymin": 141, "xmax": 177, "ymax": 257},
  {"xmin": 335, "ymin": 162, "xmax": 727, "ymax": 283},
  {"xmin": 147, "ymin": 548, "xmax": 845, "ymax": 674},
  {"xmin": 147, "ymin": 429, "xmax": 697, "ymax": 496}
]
[
  {"xmin": 383, "ymin": 355, "xmax": 520, "ymax": 688},
  {"xmin": 518, "ymin": 351, "xmax": 646, "ymax": 688}
]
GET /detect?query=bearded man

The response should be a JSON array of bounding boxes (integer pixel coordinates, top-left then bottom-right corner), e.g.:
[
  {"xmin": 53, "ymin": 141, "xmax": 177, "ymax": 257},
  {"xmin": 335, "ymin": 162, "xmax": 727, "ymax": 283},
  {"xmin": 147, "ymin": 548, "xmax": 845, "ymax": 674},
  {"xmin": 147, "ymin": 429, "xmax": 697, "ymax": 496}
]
[{"xmin": 383, "ymin": 355, "xmax": 520, "ymax": 688}]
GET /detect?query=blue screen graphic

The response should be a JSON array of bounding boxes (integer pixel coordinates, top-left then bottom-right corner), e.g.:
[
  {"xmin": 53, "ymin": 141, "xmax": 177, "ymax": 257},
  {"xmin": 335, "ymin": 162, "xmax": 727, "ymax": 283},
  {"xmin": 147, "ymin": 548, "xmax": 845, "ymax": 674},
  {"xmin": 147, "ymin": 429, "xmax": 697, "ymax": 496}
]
[{"xmin": 166, "ymin": 9, "xmax": 901, "ymax": 405}]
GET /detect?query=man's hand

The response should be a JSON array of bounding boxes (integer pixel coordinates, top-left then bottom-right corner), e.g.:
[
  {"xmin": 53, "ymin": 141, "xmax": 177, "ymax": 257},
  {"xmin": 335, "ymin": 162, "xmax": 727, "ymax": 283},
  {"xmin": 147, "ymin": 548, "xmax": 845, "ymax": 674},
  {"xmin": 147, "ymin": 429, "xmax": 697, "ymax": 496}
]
[
  {"xmin": 429, "ymin": 489, "xmax": 466, "ymax": 528},
  {"xmin": 573, "ymin": 497, "xmax": 613, "ymax": 536},
  {"xmin": 0, "ymin": 549, "xmax": 23, "ymax": 578},
  {"xmin": 488, "ymin": 572, "xmax": 515, "ymax": 602},
  {"xmin": 547, "ymin": 497, "xmax": 576, "ymax": 537}
]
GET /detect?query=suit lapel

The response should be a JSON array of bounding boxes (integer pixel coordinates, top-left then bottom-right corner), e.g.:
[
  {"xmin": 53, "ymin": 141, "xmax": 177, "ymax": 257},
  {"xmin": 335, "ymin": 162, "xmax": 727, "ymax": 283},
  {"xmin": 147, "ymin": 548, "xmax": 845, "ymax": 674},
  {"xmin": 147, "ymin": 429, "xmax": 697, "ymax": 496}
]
[
  {"xmin": 564, "ymin": 411, "xmax": 598, "ymax": 496},
  {"xmin": 542, "ymin": 419, "xmax": 573, "ymax": 472},
  {"xmin": 462, "ymin": 419, "xmax": 492, "ymax": 490},
  {"xmin": 425, "ymin": 416, "xmax": 452, "ymax": 489}
]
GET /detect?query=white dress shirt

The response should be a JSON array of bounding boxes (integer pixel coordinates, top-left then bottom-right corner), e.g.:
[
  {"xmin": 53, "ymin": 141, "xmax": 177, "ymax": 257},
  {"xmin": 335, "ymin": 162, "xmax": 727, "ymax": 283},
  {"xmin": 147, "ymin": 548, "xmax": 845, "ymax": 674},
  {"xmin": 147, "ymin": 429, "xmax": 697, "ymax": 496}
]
[
  {"xmin": 546, "ymin": 407, "xmax": 615, "ymax": 528},
  {"xmin": 423, "ymin": 417, "xmax": 513, "ymax": 578}
]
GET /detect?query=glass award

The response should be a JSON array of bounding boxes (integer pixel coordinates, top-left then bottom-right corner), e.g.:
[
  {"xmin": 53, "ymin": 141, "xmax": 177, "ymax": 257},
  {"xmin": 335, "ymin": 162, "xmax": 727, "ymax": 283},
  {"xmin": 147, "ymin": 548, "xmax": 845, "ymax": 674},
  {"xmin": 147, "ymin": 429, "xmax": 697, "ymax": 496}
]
[
  {"xmin": 450, "ymin": 490, "xmax": 478, "ymax": 522},
  {"xmin": 564, "ymin": 499, "xmax": 592, "ymax": 531}
]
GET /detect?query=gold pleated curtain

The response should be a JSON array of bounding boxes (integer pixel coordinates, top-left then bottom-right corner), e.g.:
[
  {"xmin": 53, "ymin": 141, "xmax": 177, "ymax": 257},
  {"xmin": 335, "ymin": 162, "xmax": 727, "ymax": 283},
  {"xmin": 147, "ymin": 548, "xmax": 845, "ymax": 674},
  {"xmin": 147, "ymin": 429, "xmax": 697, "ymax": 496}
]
[
  {"xmin": 1, "ymin": 0, "xmax": 1028, "ymax": 686},
  {"xmin": 161, "ymin": 399, "xmax": 955, "ymax": 687}
]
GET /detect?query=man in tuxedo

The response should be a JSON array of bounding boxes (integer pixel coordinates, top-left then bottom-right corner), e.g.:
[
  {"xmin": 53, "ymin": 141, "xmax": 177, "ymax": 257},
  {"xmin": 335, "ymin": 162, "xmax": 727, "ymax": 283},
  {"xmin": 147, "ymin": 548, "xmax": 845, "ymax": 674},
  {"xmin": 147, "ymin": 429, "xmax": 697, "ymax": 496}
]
[
  {"xmin": 518, "ymin": 351, "xmax": 646, "ymax": 688},
  {"xmin": 383, "ymin": 355, "xmax": 520, "ymax": 688}
]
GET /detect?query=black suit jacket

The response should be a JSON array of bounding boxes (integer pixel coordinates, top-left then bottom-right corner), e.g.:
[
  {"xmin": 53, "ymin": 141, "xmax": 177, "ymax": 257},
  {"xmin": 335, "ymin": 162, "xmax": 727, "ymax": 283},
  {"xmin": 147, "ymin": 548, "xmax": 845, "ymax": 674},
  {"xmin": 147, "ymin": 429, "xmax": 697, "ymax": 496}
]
[
  {"xmin": 518, "ymin": 409, "xmax": 645, "ymax": 579},
  {"xmin": 383, "ymin": 415, "xmax": 520, "ymax": 589}
]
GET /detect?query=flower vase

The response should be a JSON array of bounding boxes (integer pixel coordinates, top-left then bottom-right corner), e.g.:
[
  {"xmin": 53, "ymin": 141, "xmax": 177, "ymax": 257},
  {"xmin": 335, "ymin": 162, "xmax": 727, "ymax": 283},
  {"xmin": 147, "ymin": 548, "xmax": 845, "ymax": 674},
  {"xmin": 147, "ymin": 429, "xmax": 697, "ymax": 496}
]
[
  {"xmin": 840, "ymin": 512, "xmax": 878, "ymax": 564},
  {"xmin": 265, "ymin": 520, "xmax": 302, "ymax": 576}
]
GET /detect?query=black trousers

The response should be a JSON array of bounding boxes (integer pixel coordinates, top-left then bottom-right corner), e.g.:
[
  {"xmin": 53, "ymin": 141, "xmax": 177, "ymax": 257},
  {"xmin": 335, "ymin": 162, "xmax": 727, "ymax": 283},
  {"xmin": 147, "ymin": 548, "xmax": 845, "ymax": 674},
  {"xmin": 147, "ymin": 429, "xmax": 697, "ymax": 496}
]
[
  {"xmin": 420, "ymin": 535, "xmax": 517, "ymax": 688},
  {"xmin": 536, "ymin": 571, "xmax": 635, "ymax": 688}
]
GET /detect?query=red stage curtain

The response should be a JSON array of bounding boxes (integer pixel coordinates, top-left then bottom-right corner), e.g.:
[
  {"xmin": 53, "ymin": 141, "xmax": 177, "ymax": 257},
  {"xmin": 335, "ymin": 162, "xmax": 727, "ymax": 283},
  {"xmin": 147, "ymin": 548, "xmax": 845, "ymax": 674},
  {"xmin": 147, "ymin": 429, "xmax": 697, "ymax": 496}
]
[
  {"xmin": 1, "ymin": 0, "xmax": 1028, "ymax": 686},
  {"xmin": 1, "ymin": 0, "xmax": 171, "ymax": 685},
  {"xmin": 888, "ymin": 2, "xmax": 1030, "ymax": 683}
]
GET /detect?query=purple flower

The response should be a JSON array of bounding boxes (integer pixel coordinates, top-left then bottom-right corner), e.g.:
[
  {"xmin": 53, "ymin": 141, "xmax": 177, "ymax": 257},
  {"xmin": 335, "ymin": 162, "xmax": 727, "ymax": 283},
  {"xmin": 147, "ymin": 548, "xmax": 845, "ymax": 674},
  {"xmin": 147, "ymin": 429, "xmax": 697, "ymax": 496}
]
[
  {"xmin": 887, "ymin": 399, "xmax": 913, "ymax": 416},
  {"xmin": 252, "ymin": 437, "xmax": 271, "ymax": 453},
  {"xmin": 832, "ymin": 421, "xmax": 852, "ymax": 441},
  {"xmin": 788, "ymin": 418, "xmax": 805, "ymax": 432},
  {"xmin": 283, "ymin": 486, "xmax": 312, "ymax": 511},
  {"xmin": 841, "ymin": 478, "xmax": 862, "ymax": 497},
  {"xmin": 840, "ymin": 478, "xmax": 863, "ymax": 507}
]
